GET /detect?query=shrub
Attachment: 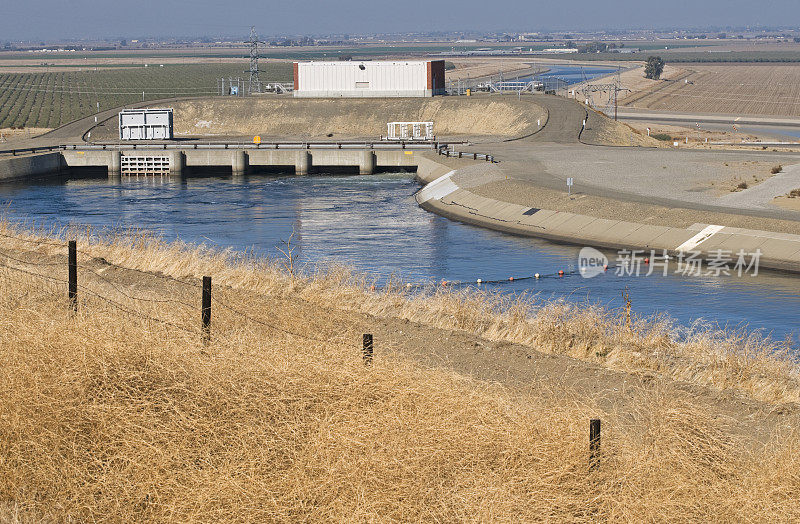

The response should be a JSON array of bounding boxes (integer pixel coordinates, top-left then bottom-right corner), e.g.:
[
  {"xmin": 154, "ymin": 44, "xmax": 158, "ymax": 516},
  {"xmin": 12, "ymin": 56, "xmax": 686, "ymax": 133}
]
[
  {"xmin": 788, "ymin": 188, "xmax": 800, "ymax": 198},
  {"xmin": 771, "ymin": 165, "xmax": 783, "ymax": 174},
  {"xmin": 737, "ymin": 181, "xmax": 748, "ymax": 190},
  {"xmin": 651, "ymin": 133, "xmax": 672, "ymax": 141}
]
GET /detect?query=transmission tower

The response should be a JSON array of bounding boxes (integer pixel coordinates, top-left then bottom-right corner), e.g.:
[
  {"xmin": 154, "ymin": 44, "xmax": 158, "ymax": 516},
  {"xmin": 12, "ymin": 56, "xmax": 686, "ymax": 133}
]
[
  {"xmin": 581, "ymin": 69, "xmax": 630, "ymax": 121},
  {"xmin": 248, "ymin": 26, "xmax": 262, "ymax": 94}
]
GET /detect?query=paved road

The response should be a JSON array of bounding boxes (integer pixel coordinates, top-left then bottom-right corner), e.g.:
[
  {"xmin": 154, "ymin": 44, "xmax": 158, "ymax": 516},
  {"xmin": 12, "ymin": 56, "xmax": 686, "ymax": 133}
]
[
  {"xmin": 717, "ymin": 164, "xmax": 800, "ymax": 210},
  {"xmin": 471, "ymin": 96, "xmax": 800, "ymax": 223},
  {"xmin": 617, "ymin": 108, "xmax": 800, "ymax": 128}
]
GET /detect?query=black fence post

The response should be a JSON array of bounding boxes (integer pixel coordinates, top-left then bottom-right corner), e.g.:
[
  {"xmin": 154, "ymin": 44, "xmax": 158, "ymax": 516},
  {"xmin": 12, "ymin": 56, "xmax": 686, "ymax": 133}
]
[
  {"xmin": 362, "ymin": 333, "xmax": 373, "ymax": 365},
  {"xmin": 589, "ymin": 418, "xmax": 601, "ymax": 470},
  {"xmin": 202, "ymin": 276, "xmax": 212, "ymax": 341},
  {"xmin": 68, "ymin": 240, "xmax": 77, "ymax": 312}
]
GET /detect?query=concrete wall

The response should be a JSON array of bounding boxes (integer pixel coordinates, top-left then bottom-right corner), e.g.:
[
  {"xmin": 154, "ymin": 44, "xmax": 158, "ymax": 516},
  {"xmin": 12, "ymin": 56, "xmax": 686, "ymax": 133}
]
[{"xmin": 0, "ymin": 153, "xmax": 63, "ymax": 181}]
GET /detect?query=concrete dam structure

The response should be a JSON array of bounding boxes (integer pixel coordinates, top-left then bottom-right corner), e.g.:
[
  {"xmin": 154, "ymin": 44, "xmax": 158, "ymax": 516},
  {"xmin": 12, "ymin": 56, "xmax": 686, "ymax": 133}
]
[{"xmin": 0, "ymin": 142, "xmax": 466, "ymax": 180}]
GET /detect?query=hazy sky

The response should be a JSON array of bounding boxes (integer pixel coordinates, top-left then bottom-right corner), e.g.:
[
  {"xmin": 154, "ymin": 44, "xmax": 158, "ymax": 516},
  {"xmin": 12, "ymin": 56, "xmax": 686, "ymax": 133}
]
[{"xmin": 3, "ymin": 0, "xmax": 799, "ymax": 40}]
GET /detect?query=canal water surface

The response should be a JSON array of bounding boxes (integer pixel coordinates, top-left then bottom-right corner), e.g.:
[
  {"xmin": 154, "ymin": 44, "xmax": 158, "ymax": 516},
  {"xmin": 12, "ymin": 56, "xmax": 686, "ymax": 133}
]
[{"xmin": 1, "ymin": 171, "xmax": 799, "ymax": 343}]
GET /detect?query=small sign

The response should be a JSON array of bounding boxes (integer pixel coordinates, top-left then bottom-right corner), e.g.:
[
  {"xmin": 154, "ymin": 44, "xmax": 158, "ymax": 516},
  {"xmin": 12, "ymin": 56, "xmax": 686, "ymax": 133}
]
[
  {"xmin": 253, "ymin": 136, "xmax": 261, "ymax": 145},
  {"xmin": 567, "ymin": 177, "xmax": 574, "ymax": 196},
  {"xmin": 567, "ymin": 177, "xmax": 574, "ymax": 187},
  {"xmin": 230, "ymin": 85, "xmax": 239, "ymax": 96}
]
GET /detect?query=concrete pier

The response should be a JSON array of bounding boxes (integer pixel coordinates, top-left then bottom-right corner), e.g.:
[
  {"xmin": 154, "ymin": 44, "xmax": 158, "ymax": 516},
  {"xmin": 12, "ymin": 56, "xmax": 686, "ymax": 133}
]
[
  {"xmin": 169, "ymin": 151, "xmax": 184, "ymax": 176},
  {"xmin": 232, "ymin": 150, "xmax": 249, "ymax": 175},
  {"xmin": 359, "ymin": 150, "xmax": 376, "ymax": 175},
  {"xmin": 109, "ymin": 151, "xmax": 121, "ymax": 176},
  {"xmin": 295, "ymin": 151, "xmax": 310, "ymax": 175}
]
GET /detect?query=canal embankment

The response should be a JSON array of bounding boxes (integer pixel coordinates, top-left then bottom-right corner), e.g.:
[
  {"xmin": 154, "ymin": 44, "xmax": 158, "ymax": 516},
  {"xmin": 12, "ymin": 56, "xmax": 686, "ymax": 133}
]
[{"xmin": 1, "ymin": 220, "xmax": 799, "ymax": 520}]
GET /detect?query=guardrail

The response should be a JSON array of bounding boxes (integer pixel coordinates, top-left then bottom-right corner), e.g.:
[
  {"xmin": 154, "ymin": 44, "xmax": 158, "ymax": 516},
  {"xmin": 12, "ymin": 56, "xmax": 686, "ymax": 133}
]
[
  {"xmin": 0, "ymin": 145, "xmax": 67, "ymax": 156},
  {"xmin": 438, "ymin": 148, "xmax": 495, "ymax": 162}
]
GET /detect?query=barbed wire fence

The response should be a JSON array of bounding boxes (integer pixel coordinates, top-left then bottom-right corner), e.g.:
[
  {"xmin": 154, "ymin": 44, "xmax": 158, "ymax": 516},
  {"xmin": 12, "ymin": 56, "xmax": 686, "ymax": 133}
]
[
  {"xmin": 0, "ymin": 232, "xmax": 607, "ymax": 469},
  {"xmin": 0, "ymin": 236, "xmax": 367, "ymax": 357}
]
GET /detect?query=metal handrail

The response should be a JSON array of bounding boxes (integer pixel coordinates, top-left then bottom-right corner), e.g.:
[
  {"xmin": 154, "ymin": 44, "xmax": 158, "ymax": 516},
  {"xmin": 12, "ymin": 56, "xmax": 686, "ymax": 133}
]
[{"xmin": 1, "ymin": 140, "xmax": 478, "ymax": 157}]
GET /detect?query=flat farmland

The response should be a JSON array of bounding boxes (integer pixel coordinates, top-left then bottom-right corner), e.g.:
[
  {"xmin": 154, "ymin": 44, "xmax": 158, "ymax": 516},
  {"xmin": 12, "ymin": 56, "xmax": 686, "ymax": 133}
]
[
  {"xmin": 621, "ymin": 64, "xmax": 800, "ymax": 116},
  {"xmin": 0, "ymin": 63, "xmax": 292, "ymax": 129}
]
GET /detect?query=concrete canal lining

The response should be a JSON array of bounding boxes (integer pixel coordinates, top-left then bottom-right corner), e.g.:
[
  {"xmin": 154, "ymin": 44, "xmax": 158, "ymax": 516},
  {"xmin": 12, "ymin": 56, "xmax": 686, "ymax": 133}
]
[
  {"xmin": 414, "ymin": 155, "xmax": 800, "ymax": 273},
  {"xmin": 0, "ymin": 152, "xmax": 64, "ymax": 181}
]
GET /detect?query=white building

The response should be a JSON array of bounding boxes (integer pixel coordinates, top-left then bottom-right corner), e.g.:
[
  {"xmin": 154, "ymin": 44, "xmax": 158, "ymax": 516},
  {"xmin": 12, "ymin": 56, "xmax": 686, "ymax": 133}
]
[
  {"xmin": 118, "ymin": 108, "xmax": 173, "ymax": 140},
  {"xmin": 293, "ymin": 60, "xmax": 446, "ymax": 98}
]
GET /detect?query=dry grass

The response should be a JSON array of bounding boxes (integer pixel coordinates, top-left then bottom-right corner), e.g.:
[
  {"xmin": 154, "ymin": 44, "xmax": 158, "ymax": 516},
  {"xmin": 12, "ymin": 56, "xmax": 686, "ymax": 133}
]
[
  {"xmin": 1, "ymin": 221, "xmax": 800, "ymax": 521},
  {"xmin": 159, "ymin": 96, "xmax": 548, "ymax": 139}
]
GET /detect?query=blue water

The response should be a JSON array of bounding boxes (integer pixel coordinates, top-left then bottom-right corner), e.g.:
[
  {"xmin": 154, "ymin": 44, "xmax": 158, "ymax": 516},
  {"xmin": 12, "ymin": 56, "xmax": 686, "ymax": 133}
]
[
  {"xmin": 498, "ymin": 64, "xmax": 617, "ymax": 87},
  {"xmin": 534, "ymin": 65, "xmax": 619, "ymax": 86},
  {"xmin": 1, "ymin": 171, "xmax": 799, "ymax": 344}
]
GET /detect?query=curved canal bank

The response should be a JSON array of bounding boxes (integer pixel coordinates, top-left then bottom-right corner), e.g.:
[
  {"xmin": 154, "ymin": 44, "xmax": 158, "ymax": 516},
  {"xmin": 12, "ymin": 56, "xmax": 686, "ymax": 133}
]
[{"xmin": 414, "ymin": 153, "xmax": 800, "ymax": 273}]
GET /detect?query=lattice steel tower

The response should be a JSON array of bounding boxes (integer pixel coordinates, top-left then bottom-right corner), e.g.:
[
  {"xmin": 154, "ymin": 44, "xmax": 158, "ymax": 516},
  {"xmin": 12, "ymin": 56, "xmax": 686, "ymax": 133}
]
[{"xmin": 248, "ymin": 26, "xmax": 261, "ymax": 94}]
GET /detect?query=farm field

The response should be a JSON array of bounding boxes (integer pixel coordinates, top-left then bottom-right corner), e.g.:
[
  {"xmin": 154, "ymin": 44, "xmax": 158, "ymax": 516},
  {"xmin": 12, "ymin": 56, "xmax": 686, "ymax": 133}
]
[
  {"xmin": 621, "ymin": 64, "xmax": 800, "ymax": 116},
  {"xmin": 0, "ymin": 63, "xmax": 292, "ymax": 129}
]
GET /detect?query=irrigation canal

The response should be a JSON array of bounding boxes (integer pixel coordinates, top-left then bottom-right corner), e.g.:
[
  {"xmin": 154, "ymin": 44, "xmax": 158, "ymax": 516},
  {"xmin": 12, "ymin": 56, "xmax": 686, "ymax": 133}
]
[{"xmin": 1, "ymin": 170, "xmax": 798, "ymax": 344}]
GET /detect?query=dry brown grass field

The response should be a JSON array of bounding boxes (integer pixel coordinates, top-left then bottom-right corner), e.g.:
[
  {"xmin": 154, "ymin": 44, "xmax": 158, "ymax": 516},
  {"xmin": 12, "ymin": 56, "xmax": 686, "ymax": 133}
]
[
  {"xmin": 621, "ymin": 64, "xmax": 800, "ymax": 116},
  {"xmin": 1, "ymin": 221, "xmax": 800, "ymax": 521}
]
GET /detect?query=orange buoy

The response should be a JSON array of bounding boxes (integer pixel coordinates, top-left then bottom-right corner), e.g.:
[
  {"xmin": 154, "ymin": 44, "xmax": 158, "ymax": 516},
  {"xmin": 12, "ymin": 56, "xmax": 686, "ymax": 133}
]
[
  {"xmin": 370, "ymin": 285, "xmax": 375, "ymax": 291},
  {"xmin": 509, "ymin": 276, "xmax": 514, "ymax": 281},
  {"xmin": 644, "ymin": 257, "xmax": 650, "ymax": 265},
  {"xmin": 558, "ymin": 270, "xmax": 564, "ymax": 276},
  {"xmin": 603, "ymin": 264, "xmax": 608, "ymax": 271}
]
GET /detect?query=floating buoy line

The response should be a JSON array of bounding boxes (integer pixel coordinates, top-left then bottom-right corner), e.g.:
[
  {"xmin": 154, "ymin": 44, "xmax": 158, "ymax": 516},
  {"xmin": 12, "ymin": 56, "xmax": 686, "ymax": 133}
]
[{"xmin": 367, "ymin": 264, "xmax": 621, "ymax": 292}]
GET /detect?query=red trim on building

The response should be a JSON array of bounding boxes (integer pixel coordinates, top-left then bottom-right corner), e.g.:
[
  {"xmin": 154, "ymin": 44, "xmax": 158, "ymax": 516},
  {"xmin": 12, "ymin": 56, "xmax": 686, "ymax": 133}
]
[
  {"xmin": 429, "ymin": 60, "xmax": 445, "ymax": 94},
  {"xmin": 426, "ymin": 61, "xmax": 433, "ymax": 90}
]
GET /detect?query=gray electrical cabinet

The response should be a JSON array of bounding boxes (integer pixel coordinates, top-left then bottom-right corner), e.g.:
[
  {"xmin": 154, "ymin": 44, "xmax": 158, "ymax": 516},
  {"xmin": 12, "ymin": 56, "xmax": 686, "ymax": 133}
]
[{"xmin": 118, "ymin": 108, "xmax": 174, "ymax": 140}]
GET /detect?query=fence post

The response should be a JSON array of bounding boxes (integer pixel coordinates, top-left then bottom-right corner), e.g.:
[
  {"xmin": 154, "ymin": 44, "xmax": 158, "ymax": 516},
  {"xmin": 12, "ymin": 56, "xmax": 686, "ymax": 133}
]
[
  {"xmin": 362, "ymin": 333, "xmax": 373, "ymax": 365},
  {"xmin": 68, "ymin": 240, "xmax": 77, "ymax": 312},
  {"xmin": 589, "ymin": 418, "xmax": 601, "ymax": 470},
  {"xmin": 202, "ymin": 276, "xmax": 212, "ymax": 341}
]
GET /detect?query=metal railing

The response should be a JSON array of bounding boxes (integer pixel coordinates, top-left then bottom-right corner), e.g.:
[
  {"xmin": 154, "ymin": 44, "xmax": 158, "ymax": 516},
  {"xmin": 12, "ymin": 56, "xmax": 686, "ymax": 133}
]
[
  {"xmin": 0, "ymin": 140, "xmax": 475, "ymax": 157},
  {"xmin": 438, "ymin": 147, "xmax": 495, "ymax": 162}
]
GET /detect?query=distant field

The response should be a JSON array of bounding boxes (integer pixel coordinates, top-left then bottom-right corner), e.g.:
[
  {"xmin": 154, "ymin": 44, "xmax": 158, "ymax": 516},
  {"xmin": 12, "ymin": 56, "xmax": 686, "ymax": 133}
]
[
  {"xmin": 0, "ymin": 41, "xmax": 715, "ymax": 63},
  {"xmin": 565, "ymin": 51, "xmax": 800, "ymax": 62},
  {"xmin": 621, "ymin": 64, "xmax": 800, "ymax": 116},
  {"xmin": 0, "ymin": 63, "xmax": 292, "ymax": 129}
]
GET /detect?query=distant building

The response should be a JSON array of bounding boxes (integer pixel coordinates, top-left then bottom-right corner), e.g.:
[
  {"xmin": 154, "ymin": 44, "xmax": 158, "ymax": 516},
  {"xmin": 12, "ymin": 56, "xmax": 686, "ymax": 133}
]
[{"xmin": 293, "ymin": 60, "xmax": 446, "ymax": 98}]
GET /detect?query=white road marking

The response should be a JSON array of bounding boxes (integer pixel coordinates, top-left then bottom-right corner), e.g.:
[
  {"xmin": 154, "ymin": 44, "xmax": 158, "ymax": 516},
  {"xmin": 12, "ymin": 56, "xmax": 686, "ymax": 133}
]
[{"xmin": 675, "ymin": 224, "xmax": 725, "ymax": 252}]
